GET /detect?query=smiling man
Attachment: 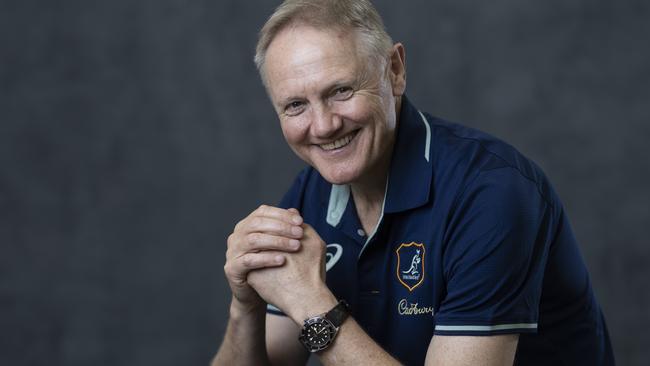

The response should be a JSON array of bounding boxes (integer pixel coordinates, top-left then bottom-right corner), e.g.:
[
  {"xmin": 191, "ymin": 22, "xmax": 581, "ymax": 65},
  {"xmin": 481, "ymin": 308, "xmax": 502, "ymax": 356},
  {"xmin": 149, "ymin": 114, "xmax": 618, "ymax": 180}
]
[{"xmin": 212, "ymin": 1, "xmax": 614, "ymax": 365}]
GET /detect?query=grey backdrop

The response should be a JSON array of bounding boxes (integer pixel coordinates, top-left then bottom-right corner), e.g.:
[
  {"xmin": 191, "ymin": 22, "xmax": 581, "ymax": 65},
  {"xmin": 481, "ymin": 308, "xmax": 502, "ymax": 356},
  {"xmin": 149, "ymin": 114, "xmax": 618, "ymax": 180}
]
[{"xmin": 1, "ymin": 0, "xmax": 648, "ymax": 365}]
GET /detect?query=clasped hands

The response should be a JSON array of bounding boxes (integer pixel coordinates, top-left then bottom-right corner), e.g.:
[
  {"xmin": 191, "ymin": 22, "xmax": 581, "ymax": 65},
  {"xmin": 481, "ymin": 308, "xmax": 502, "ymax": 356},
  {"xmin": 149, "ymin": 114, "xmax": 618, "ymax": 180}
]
[{"xmin": 224, "ymin": 205, "xmax": 333, "ymax": 323}]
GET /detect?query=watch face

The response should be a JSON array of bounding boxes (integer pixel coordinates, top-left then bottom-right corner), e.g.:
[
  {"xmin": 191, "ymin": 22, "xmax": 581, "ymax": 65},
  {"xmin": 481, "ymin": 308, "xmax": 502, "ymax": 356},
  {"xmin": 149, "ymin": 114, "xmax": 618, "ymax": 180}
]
[{"xmin": 300, "ymin": 317, "xmax": 337, "ymax": 352}]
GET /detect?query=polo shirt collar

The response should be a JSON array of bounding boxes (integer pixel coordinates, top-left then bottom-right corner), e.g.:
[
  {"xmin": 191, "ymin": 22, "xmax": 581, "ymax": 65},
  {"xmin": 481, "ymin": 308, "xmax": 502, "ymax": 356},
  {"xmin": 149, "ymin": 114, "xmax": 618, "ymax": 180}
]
[{"xmin": 383, "ymin": 95, "xmax": 433, "ymax": 213}]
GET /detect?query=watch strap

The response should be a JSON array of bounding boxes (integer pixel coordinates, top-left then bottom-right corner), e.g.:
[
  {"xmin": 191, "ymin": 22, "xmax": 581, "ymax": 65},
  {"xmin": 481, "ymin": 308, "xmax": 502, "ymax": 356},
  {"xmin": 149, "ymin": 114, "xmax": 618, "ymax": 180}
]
[{"xmin": 324, "ymin": 300, "xmax": 349, "ymax": 327}]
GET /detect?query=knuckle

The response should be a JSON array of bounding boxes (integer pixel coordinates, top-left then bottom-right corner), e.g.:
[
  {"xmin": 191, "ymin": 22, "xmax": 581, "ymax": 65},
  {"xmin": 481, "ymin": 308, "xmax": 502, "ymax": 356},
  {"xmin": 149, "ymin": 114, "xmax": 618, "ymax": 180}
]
[
  {"xmin": 225, "ymin": 246, "xmax": 237, "ymax": 260},
  {"xmin": 227, "ymin": 235, "xmax": 245, "ymax": 253},
  {"xmin": 247, "ymin": 233, "xmax": 260, "ymax": 248},
  {"xmin": 242, "ymin": 255, "xmax": 255, "ymax": 268},
  {"xmin": 234, "ymin": 223, "xmax": 245, "ymax": 234},
  {"xmin": 250, "ymin": 216, "xmax": 262, "ymax": 228},
  {"xmin": 234, "ymin": 218, "xmax": 245, "ymax": 232},
  {"xmin": 226, "ymin": 233, "xmax": 236, "ymax": 246},
  {"xmin": 285, "ymin": 238, "xmax": 296, "ymax": 250}
]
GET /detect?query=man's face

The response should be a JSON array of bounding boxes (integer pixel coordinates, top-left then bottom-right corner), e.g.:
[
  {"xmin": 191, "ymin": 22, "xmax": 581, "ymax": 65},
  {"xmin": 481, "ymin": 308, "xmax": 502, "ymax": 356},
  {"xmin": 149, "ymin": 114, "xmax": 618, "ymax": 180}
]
[{"xmin": 263, "ymin": 25, "xmax": 405, "ymax": 185}]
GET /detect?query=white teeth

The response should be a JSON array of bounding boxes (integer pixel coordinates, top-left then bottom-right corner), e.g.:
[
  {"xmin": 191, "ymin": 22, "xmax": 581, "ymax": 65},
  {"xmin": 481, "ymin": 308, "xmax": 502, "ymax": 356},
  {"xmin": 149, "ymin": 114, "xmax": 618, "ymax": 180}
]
[{"xmin": 320, "ymin": 133, "xmax": 355, "ymax": 151}]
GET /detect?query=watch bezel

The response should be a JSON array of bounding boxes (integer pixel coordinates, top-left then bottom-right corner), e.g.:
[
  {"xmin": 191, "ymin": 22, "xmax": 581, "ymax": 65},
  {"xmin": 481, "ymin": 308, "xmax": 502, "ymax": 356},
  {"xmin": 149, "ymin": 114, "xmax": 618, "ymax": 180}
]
[{"xmin": 299, "ymin": 316, "xmax": 338, "ymax": 353}]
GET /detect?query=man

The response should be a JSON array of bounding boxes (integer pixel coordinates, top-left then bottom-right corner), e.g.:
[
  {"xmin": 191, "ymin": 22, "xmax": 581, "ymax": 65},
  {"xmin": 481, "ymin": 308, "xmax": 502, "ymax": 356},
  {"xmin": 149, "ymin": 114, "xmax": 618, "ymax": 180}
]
[{"xmin": 213, "ymin": 0, "xmax": 614, "ymax": 365}]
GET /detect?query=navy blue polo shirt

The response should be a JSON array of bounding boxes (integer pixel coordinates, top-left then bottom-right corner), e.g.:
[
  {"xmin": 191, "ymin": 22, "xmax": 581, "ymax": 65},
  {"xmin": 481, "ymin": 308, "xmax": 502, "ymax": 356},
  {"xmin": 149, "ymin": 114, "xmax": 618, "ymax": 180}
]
[{"xmin": 269, "ymin": 97, "xmax": 614, "ymax": 365}]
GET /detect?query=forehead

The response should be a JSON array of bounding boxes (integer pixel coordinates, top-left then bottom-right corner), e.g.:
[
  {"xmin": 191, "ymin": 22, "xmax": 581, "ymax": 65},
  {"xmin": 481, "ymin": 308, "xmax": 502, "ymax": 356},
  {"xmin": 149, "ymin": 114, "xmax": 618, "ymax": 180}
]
[{"xmin": 263, "ymin": 25, "xmax": 367, "ymax": 99}]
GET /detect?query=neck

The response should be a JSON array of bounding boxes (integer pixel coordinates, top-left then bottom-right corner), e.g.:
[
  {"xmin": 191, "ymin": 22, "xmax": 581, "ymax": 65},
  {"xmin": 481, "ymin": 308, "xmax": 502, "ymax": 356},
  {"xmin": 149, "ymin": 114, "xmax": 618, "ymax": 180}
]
[
  {"xmin": 350, "ymin": 170, "xmax": 387, "ymax": 208},
  {"xmin": 350, "ymin": 146, "xmax": 392, "ymax": 234},
  {"xmin": 351, "ymin": 182, "xmax": 386, "ymax": 236}
]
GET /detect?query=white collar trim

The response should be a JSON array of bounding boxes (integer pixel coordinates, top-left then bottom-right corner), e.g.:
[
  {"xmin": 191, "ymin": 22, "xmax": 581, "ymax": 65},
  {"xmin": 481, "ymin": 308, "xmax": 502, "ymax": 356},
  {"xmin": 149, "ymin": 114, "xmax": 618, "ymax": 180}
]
[{"xmin": 326, "ymin": 184, "xmax": 350, "ymax": 227}]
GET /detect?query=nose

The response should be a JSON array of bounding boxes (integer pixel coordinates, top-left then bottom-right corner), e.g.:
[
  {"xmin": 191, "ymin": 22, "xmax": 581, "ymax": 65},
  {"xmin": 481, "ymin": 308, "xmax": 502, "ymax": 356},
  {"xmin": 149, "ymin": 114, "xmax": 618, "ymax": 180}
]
[{"xmin": 310, "ymin": 103, "xmax": 343, "ymax": 139}]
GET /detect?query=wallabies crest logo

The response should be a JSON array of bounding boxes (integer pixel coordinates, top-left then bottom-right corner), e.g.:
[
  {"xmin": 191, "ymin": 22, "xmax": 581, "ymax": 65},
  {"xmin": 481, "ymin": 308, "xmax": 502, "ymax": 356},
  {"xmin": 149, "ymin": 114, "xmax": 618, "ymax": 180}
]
[{"xmin": 396, "ymin": 242, "xmax": 425, "ymax": 291}]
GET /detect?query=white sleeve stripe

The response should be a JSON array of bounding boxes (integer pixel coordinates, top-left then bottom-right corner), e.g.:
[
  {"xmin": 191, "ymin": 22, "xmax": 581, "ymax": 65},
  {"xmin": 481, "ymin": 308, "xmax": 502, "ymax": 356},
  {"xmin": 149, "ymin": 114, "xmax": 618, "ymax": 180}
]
[
  {"xmin": 435, "ymin": 323, "xmax": 538, "ymax": 332},
  {"xmin": 267, "ymin": 304, "xmax": 282, "ymax": 313}
]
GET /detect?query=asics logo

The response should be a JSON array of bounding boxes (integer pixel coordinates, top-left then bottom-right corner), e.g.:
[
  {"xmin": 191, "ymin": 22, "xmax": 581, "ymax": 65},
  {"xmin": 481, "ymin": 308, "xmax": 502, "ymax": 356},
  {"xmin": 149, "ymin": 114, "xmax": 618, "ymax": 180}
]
[{"xmin": 326, "ymin": 243, "xmax": 342, "ymax": 271}]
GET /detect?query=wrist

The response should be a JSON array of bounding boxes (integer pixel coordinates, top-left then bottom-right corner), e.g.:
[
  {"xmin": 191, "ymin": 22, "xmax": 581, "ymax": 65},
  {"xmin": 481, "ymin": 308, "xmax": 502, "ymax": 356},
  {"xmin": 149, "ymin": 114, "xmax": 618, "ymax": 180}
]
[
  {"xmin": 229, "ymin": 297, "xmax": 266, "ymax": 322},
  {"xmin": 289, "ymin": 287, "xmax": 338, "ymax": 324}
]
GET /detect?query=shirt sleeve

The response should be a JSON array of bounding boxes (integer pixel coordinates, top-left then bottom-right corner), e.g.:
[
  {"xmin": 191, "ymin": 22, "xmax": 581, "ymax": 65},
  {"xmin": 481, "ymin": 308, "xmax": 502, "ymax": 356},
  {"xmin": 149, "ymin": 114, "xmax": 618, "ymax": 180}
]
[{"xmin": 434, "ymin": 167, "xmax": 555, "ymax": 336}]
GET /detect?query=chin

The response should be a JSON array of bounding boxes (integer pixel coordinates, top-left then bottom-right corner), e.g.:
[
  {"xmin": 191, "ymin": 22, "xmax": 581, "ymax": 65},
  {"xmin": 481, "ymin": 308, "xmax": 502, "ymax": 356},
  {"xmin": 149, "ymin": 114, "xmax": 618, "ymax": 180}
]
[{"xmin": 317, "ymin": 165, "xmax": 362, "ymax": 185}]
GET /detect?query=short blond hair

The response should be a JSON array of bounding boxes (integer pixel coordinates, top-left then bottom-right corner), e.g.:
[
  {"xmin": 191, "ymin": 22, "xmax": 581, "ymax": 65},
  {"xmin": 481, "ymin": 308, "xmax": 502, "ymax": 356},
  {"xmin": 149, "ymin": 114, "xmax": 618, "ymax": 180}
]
[{"xmin": 254, "ymin": 0, "xmax": 393, "ymax": 78}]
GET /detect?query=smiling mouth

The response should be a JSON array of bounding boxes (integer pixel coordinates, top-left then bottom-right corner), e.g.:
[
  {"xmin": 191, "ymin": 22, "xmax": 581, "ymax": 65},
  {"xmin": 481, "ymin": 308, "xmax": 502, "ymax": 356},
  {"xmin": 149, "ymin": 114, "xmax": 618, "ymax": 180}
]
[{"xmin": 319, "ymin": 131, "xmax": 358, "ymax": 151}]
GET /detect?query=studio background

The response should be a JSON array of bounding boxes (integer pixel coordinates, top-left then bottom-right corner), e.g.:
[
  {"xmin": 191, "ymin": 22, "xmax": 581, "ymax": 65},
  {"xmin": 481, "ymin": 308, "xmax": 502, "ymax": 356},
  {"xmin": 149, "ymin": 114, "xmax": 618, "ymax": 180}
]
[{"xmin": 1, "ymin": 0, "xmax": 648, "ymax": 365}]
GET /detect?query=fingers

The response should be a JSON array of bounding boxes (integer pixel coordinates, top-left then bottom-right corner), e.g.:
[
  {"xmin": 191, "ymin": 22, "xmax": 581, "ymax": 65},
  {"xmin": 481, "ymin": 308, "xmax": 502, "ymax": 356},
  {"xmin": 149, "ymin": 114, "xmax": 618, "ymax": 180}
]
[
  {"xmin": 245, "ymin": 216, "xmax": 303, "ymax": 239},
  {"xmin": 239, "ymin": 251, "xmax": 285, "ymax": 271},
  {"xmin": 227, "ymin": 205, "xmax": 304, "ymax": 259},
  {"xmin": 224, "ymin": 251, "xmax": 285, "ymax": 285},
  {"xmin": 236, "ymin": 205, "xmax": 303, "ymax": 237},
  {"xmin": 245, "ymin": 233, "xmax": 301, "ymax": 252},
  {"xmin": 223, "ymin": 206, "xmax": 301, "ymax": 308},
  {"xmin": 297, "ymin": 223, "xmax": 326, "ymax": 255},
  {"xmin": 254, "ymin": 205, "xmax": 303, "ymax": 226}
]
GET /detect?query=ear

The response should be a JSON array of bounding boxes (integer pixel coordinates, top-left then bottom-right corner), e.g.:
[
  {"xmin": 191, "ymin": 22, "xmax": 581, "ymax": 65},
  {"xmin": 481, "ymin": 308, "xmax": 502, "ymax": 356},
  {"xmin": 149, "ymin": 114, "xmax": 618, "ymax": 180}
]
[{"xmin": 388, "ymin": 43, "xmax": 406, "ymax": 97}]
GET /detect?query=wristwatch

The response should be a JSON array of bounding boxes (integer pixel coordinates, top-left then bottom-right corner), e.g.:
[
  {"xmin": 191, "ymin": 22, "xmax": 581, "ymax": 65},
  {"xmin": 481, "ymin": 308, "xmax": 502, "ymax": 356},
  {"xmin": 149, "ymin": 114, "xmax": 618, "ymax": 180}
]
[{"xmin": 298, "ymin": 300, "xmax": 350, "ymax": 352}]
